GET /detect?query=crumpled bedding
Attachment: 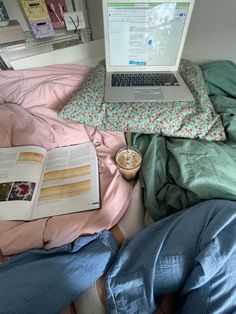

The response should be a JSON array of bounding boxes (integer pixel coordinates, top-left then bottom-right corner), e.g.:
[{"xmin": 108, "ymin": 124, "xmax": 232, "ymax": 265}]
[
  {"xmin": 133, "ymin": 60, "xmax": 236, "ymax": 221},
  {"xmin": 0, "ymin": 64, "xmax": 133, "ymax": 257}
]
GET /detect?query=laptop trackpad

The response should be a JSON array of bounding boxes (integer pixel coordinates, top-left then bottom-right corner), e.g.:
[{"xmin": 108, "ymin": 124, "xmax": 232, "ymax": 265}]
[{"xmin": 134, "ymin": 88, "xmax": 164, "ymax": 101}]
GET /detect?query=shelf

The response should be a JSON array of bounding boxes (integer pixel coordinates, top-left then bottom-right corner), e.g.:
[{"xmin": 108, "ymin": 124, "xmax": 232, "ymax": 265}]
[
  {"xmin": 0, "ymin": 28, "xmax": 91, "ymax": 69},
  {"xmin": 0, "ymin": 28, "xmax": 78, "ymax": 51},
  {"xmin": 10, "ymin": 38, "xmax": 105, "ymax": 70}
]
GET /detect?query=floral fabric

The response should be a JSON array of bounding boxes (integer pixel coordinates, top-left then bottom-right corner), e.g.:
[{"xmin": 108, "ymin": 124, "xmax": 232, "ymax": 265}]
[{"xmin": 59, "ymin": 59, "xmax": 225, "ymax": 141}]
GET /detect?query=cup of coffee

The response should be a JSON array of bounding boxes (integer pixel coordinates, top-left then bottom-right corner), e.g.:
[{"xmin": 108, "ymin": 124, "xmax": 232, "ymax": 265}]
[{"xmin": 115, "ymin": 146, "xmax": 142, "ymax": 180}]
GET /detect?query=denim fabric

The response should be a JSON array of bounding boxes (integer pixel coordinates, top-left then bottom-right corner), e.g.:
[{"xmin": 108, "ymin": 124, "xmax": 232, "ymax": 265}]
[
  {"xmin": 105, "ymin": 200, "xmax": 236, "ymax": 314},
  {"xmin": 0, "ymin": 200, "xmax": 236, "ymax": 314},
  {"xmin": 0, "ymin": 230, "xmax": 118, "ymax": 314}
]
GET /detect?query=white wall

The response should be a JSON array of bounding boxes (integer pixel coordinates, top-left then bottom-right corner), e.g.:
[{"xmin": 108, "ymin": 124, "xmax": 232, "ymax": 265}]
[
  {"xmin": 183, "ymin": 0, "xmax": 236, "ymax": 64},
  {"xmin": 2, "ymin": 0, "xmax": 236, "ymax": 64}
]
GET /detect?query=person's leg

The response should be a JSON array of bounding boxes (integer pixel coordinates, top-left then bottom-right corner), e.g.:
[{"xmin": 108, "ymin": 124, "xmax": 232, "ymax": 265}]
[
  {"xmin": 75, "ymin": 179, "xmax": 145, "ymax": 314},
  {"xmin": 0, "ymin": 230, "xmax": 118, "ymax": 314},
  {"xmin": 179, "ymin": 251, "xmax": 236, "ymax": 314},
  {"xmin": 105, "ymin": 199, "xmax": 236, "ymax": 314}
]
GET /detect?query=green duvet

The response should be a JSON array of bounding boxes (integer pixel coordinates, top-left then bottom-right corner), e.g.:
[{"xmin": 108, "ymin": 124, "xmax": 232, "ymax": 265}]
[{"xmin": 133, "ymin": 60, "xmax": 236, "ymax": 221}]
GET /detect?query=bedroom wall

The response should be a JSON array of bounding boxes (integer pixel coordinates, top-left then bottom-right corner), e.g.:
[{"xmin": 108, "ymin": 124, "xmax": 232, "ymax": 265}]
[
  {"xmin": 183, "ymin": 0, "xmax": 236, "ymax": 64},
  {"xmin": 2, "ymin": 0, "xmax": 236, "ymax": 65}
]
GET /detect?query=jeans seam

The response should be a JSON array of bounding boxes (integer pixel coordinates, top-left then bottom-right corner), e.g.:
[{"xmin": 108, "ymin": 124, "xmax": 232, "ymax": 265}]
[{"xmin": 206, "ymin": 281, "xmax": 211, "ymax": 314}]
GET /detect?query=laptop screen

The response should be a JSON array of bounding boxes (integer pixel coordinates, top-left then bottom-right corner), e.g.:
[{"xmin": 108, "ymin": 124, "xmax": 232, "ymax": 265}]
[{"xmin": 105, "ymin": 2, "xmax": 190, "ymax": 68}]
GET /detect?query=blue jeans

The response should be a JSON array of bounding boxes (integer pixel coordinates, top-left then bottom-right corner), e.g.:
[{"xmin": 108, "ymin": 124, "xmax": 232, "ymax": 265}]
[
  {"xmin": 0, "ymin": 200, "xmax": 236, "ymax": 314},
  {"xmin": 0, "ymin": 231, "xmax": 119, "ymax": 314},
  {"xmin": 106, "ymin": 200, "xmax": 236, "ymax": 314}
]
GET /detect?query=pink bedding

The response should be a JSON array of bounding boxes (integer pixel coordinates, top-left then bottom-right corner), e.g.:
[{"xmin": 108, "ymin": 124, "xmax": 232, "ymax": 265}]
[{"xmin": 0, "ymin": 64, "xmax": 133, "ymax": 257}]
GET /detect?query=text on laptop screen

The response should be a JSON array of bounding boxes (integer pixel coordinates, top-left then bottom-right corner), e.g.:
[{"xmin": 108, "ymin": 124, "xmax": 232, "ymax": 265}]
[{"xmin": 107, "ymin": 2, "xmax": 190, "ymax": 67}]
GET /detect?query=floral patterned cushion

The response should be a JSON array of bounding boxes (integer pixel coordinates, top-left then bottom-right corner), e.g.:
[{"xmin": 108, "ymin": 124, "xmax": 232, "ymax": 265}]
[{"xmin": 59, "ymin": 59, "xmax": 225, "ymax": 141}]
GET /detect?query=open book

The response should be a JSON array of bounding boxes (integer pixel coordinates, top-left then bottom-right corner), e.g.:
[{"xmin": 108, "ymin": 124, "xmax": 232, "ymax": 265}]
[{"xmin": 0, "ymin": 142, "xmax": 100, "ymax": 220}]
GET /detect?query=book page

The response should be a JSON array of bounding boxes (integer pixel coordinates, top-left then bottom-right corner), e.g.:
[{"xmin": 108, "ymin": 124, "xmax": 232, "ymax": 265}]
[
  {"xmin": 0, "ymin": 146, "xmax": 47, "ymax": 220},
  {"xmin": 32, "ymin": 142, "xmax": 100, "ymax": 219}
]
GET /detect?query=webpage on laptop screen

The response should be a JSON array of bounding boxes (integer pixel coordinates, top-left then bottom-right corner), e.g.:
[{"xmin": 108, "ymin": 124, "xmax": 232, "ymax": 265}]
[{"xmin": 107, "ymin": 2, "xmax": 189, "ymax": 67}]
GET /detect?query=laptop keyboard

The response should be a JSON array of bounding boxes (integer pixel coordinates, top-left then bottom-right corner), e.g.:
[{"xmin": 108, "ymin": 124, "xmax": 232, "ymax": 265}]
[{"xmin": 111, "ymin": 73, "xmax": 180, "ymax": 87}]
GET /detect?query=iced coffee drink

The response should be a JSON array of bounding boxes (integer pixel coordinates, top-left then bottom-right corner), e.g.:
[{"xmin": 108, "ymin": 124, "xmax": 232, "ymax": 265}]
[{"xmin": 115, "ymin": 146, "xmax": 142, "ymax": 180}]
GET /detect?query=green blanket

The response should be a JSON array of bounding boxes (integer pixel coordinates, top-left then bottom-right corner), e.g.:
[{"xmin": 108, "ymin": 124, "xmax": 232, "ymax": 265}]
[{"xmin": 133, "ymin": 60, "xmax": 236, "ymax": 221}]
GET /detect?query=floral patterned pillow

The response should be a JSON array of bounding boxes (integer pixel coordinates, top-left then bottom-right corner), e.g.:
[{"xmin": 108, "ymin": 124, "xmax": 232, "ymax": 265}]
[{"xmin": 59, "ymin": 59, "xmax": 225, "ymax": 141}]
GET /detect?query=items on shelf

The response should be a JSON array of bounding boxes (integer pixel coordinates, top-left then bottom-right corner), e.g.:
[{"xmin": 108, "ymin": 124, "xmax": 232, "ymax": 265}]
[
  {"xmin": 64, "ymin": 10, "xmax": 91, "ymax": 43},
  {"xmin": 19, "ymin": 0, "xmax": 55, "ymax": 39},
  {"xmin": 0, "ymin": 0, "xmax": 93, "ymax": 69},
  {"xmin": 45, "ymin": 0, "xmax": 67, "ymax": 29},
  {"xmin": 64, "ymin": 11, "xmax": 85, "ymax": 32}
]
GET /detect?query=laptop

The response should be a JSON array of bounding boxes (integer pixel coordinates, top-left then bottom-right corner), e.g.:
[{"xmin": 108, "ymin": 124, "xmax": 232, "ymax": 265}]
[{"xmin": 102, "ymin": 0, "xmax": 195, "ymax": 103}]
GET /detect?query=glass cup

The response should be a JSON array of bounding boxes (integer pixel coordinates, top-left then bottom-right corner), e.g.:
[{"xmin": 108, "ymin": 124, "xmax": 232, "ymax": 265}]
[{"xmin": 115, "ymin": 146, "xmax": 142, "ymax": 181}]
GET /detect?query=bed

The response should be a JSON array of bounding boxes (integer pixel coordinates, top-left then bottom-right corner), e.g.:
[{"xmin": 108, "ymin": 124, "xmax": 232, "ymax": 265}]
[{"xmin": 1, "ymin": 54, "xmax": 236, "ymax": 314}]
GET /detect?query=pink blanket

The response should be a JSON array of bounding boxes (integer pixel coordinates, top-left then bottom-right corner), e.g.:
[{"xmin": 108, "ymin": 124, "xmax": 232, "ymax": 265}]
[{"xmin": 0, "ymin": 64, "xmax": 133, "ymax": 256}]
